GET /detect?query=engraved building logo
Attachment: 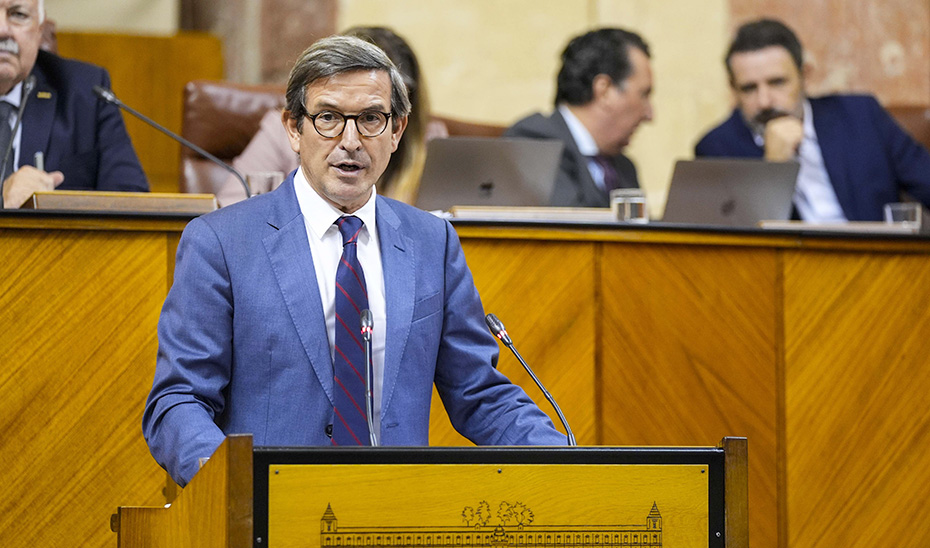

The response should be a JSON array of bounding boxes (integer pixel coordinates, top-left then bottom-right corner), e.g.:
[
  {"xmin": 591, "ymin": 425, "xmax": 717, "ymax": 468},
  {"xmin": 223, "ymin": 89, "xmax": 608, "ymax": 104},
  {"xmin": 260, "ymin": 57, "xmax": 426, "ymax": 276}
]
[{"xmin": 319, "ymin": 501, "xmax": 662, "ymax": 547}]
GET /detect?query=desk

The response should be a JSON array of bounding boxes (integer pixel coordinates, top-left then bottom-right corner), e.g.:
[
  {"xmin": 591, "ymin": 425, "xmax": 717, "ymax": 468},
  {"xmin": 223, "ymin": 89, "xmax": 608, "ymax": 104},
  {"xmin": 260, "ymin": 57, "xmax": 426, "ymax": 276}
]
[
  {"xmin": 436, "ymin": 221, "xmax": 930, "ymax": 548},
  {"xmin": 4, "ymin": 214, "xmax": 930, "ymax": 548},
  {"xmin": 0, "ymin": 212, "xmax": 188, "ymax": 548}
]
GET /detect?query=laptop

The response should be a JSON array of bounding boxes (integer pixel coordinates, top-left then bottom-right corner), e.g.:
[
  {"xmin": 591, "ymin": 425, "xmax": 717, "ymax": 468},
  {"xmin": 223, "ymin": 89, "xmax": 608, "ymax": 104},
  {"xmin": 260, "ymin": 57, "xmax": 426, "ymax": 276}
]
[
  {"xmin": 661, "ymin": 158, "xmax": 800, "ymax": 227},
  {"xmin": 414, "ymin": 137, "xmax": 563, "ymax": 211}
]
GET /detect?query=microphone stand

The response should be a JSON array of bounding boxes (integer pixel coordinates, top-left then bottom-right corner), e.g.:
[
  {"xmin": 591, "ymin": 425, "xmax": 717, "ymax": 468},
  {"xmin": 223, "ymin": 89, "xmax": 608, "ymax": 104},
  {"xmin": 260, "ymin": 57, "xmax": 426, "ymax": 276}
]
[
  {"xmin": 360, "ymin": 309, "xmax": 378, "ymax": 446},
  {"xmin": 485, "ymin": 313, "xmax": 576, "ymax": 446},
  {"xmin": 91, "ymin": 86, "xmax": 251, "ymax": 200}
]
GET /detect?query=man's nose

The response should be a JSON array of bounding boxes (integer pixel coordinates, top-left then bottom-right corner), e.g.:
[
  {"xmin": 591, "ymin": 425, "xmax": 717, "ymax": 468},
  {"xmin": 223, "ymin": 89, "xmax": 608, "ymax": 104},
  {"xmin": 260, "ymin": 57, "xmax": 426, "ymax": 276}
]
[
  {"xmin": 756, "ymin": 85, "xmax": 773, "ymax": 109},
  {"xmin": 643, "ymin": 99, "xmax": 654, "ymax": 122},
  {"xmin": 339, "ymin": 119, "xmax": 363, "ymax": 150}
]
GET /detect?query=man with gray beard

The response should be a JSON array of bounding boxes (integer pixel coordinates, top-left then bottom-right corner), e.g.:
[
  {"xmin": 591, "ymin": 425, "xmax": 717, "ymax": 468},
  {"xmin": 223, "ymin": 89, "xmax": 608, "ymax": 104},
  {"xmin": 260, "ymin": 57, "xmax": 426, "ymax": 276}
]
[{"xmin": 0, "ymin": 0, "xmax": 147, "ymax": 208}]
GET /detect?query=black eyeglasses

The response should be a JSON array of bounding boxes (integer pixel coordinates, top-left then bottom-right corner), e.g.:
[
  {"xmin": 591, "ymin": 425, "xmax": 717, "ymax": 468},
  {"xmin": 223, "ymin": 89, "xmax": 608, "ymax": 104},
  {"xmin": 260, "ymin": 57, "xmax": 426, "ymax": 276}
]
[{"xmin": 304, "ymin": 110, "xmax": 393, "ymax": 138}]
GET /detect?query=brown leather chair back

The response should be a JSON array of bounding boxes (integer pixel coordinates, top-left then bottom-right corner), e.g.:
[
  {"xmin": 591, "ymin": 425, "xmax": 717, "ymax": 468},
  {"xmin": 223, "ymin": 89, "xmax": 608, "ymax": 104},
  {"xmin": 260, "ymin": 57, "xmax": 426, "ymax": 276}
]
[
  {"xmin": 888, "ymin": 105, "xmax": 930, "ymax": 153},
  {"xmin": 433, "ymin": 115, "xmax": 507, "ymax": 138},
  {"xmin": 180, "ymin": 80, "xmax": 287, "ymax": 194}
]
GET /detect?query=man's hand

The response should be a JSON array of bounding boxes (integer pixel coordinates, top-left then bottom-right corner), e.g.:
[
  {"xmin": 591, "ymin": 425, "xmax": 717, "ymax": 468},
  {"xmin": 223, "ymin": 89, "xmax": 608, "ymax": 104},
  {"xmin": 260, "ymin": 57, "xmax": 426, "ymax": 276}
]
[
  {"xmin": 2, "ymin": 167, "xmax": 66, "ymax": 209},
  {"xmin": 763, "ymin": 116, "xmax": 803, "ymax": 161}
]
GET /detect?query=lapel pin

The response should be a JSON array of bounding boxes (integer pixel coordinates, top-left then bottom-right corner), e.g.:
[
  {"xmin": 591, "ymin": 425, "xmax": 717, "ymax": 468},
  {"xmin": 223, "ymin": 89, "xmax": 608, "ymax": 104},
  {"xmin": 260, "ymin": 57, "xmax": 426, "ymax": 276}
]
[{"xmin": 37, "ymin": 91, "xmax": 52, "ymax": 99}]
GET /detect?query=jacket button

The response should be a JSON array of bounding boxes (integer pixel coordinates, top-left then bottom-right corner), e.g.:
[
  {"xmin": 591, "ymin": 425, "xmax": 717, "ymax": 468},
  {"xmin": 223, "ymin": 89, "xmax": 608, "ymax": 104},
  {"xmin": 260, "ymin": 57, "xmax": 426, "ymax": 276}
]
[{"xmin": 325, "ymin": 424, "xmax": 333, "ymax": 438}]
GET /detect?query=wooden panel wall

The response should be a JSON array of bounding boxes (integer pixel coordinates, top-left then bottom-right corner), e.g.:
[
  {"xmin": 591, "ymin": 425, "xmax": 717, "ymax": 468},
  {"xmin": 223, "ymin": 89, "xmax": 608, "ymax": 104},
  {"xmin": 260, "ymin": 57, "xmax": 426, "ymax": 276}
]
[
  {"xmin": 428, "ymin": 237, "xmax": 598, "ymax": 445},
  {"xmin": 56, "ymin": 32, "xmax": 224, "ymax": 194},
  {"xmin": 0, "ymin": 219, "xmax": 186, "ymax": 548},
  {"xmin": 783, "ymin": 249, "xmax": 930, "ymax": 547},
  {"xmin": 601, "ymin": 242, "xmax": 780, "ymax": 548}
]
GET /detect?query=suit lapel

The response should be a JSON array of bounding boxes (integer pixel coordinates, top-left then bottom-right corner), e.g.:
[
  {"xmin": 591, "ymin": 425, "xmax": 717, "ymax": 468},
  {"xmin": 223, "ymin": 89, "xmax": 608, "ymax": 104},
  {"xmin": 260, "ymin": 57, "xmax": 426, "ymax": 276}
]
[
  {"xmin": 551, "ymin": 110, "xmax": 608, "ymax": 204},
  {"xmin": 19, "ymin": 66, "xmax": 55, "ymax": 166},
  {"xmin": 375, "ymin": 197, "xmax": 414, "ymax": 417},
  {"xmin": 261, "ymin": 178, "xmax": 335, "ymax": 404},
  {"xmin": 810, "ymin": 98, "xmax": 856, "ymax": 216}
]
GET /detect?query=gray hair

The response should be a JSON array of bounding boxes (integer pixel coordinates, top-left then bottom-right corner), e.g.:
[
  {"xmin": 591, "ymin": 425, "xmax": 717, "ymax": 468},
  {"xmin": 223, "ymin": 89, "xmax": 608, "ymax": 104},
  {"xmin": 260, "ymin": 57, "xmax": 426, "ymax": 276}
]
[{"xmin": 285, "ymin": 35, "xmax": 411, "ymax": 132}]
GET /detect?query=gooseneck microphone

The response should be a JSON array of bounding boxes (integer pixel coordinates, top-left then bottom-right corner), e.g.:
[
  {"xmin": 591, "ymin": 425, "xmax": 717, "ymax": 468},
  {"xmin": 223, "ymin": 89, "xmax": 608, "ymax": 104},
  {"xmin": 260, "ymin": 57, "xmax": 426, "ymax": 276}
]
[
  {"xmin": 485, "ymin": 313, "xmax": 576, "ymax": 446},
  {"xmin": 0, "ymin": 75, "xmax": 37, "ymax": 208},
  {"xmin": 91, "ymin": 85, "xmax": 251, "ymax": 200},
  {"xmin": 360, "ymin": 309, "xmax": 378, "ymax": 446}
]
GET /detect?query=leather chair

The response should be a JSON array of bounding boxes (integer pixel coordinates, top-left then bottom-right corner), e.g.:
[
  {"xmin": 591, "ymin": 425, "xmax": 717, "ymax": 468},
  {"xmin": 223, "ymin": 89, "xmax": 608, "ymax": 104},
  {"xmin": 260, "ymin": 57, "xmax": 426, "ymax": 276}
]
[
  {"xmin": 180, "ymin": 80, "xmax": 287, "ymax": 195},
  {"xmin": 887, "ymin": 105, "xmax": 930, "ymax": 153},
  {"xmin": 179, "ymin": 80, "xmax": 508, "ymax": 195}
]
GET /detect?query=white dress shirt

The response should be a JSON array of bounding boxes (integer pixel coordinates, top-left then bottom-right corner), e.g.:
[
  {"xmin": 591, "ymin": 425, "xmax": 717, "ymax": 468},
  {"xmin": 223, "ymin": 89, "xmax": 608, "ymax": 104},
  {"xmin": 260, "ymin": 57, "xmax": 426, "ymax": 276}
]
[
  {"xmin": 293, "ymin": 168, "xmax": 386, "ymax": 435},
  {"xmin": 559, "ymin": 104, "xmax": 609, "ymax": 192}
]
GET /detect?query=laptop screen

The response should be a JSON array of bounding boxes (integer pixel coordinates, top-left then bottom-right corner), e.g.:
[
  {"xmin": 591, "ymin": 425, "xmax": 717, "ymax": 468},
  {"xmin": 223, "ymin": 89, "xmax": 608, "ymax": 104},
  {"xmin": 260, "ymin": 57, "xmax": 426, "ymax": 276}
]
[
  {"xmin": 414, "ymin": 137, "xmax": 563, "ymax": 211},
  {"xmin": 662, "ymin": 158, "xmax": 800, "ymax": 227}
]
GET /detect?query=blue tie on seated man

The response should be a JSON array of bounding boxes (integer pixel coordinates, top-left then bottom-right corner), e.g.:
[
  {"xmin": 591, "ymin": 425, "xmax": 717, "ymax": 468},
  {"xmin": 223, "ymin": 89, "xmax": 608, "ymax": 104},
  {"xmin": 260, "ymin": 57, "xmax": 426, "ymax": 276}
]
[
  {"xmin": 694, "ymin": 18, "xmax": 930, "ymax": 222},
  {"xmin": 142, "ymin": 34, "xmax": 567, "ymax": 487},
  {"xmin": 0, "ymin": 0, "xmax": 147, "ymax": 209}
]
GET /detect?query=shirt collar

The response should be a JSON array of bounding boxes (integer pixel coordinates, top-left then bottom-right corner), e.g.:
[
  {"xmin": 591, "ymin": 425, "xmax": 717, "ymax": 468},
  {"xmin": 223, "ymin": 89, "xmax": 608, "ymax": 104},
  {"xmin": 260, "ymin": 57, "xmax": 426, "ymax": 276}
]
[
  {"xmin": 801, "ymin": 99, "xmax": 816, "ymax": 140},
  {"xmin": 294, "ymin": 167, "xmax": 378, "ymax": 242},
  {"xmin": 0, "ymin": 81, "xmax": 23, "ymax": 109},
  {"xmin": 558, "ymin": 104, "xmax": 599, "ymax": 156}
]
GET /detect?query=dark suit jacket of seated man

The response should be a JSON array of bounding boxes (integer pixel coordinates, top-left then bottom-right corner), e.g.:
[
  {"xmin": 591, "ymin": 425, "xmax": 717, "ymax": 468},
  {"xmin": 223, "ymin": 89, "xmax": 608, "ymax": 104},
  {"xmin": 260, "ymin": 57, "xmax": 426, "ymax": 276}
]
[
  {"xmin": 694, "ymin": 18, "xmax": 930, "ymax": 222},
  {"xmin": 143, "ymin": 35, "xmax": 566, "ymax": 487},
  {"xmin": 22, "ymin": 51, "xmax": 146, "ymax": 187},
  {"xmin": 504, "ymin": 28, "xmax": 654, "ymax": 208}
]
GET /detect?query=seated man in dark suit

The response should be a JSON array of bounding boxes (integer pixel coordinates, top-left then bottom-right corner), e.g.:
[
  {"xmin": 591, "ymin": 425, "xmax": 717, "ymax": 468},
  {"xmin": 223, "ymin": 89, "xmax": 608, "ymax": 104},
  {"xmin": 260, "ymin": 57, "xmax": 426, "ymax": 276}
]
[
  {"xmin": 143, "ymin": 35, "xmax": 566, "ymax": 487},
  {"xmin": 695, "ymin": 18, "xmax": 930, "ymax": 222},
  {"xmin": 1, "ymin": 0, "xmax": 147, "ymax": 209},
  {"xmin": 504, "ymin": 28, "xmax": 653, "ymax": 207}
]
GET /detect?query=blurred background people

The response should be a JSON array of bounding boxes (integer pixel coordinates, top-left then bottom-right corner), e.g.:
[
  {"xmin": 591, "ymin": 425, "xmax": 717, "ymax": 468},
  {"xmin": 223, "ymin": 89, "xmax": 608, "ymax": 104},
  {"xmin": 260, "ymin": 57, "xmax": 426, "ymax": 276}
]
[
  {"xmin": 694, "ymin": 18, "xmax": 930, "ymax": 222},
  {"xmin": 504, "ymin": 28, "xmax": 653, "ymax": 208},
  {"xmin": 215, "ymin": 25, "xmax": 446, "ymax": 207},
  {"xmin": 0, "ymin": 0, "xmax": 147, "ymax": 209}
]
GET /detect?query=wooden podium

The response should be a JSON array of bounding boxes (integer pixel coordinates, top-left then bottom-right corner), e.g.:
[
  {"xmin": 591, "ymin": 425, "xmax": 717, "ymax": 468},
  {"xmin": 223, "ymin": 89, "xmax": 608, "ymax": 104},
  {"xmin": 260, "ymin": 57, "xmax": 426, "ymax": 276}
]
[{"xmin": 112, "ymin": 435, "xmax": 748, "ymax": 548}]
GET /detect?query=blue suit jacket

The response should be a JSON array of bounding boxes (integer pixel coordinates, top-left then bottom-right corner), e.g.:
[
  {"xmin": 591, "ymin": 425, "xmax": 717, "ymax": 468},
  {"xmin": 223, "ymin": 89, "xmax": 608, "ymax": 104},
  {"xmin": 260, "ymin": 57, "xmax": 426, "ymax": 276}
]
[
  {"xmin": 143, "ymin": 175, "xmax": 565, "ymax": 485},
  {"xmin": 17, "ymin": 51, "xmax": 147, "ymax": 191},
  {"xmin": 694, "ymin": 95, "xmax": 930, "ymax": 221},
  {"xmin": 504, "ymin": 110, "xmax": 639, "ymax": 207}
]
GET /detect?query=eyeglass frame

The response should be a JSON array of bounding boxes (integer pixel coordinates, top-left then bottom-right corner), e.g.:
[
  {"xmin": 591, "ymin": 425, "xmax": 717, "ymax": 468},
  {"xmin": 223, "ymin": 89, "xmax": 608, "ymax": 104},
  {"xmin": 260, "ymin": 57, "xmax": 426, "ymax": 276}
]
[{"xmin": 303, "ymin": 110, "xmax": 394, "ymax": 138}]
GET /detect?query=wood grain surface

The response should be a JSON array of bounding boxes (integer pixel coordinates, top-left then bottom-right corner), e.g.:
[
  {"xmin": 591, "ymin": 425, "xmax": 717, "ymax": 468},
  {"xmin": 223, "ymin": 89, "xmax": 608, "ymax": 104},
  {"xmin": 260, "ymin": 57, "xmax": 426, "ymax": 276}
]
[
  {"xmin": 427, "ymin": 239, "xmax": 598, "ymax": 446},
  {"xmin": 600, "ymin": 242, "xmax": 779, "ymax": 548},
  {"xmin": 784, "ymin": 249, "xmax": 930, "ymax": 547},
  {"xmin": 0, "ymin": 223, "xmax": 181, "ymax": 548},
  {"xmin": 5, "ymin": 218, "xmax": 930, "ymax": 548}
]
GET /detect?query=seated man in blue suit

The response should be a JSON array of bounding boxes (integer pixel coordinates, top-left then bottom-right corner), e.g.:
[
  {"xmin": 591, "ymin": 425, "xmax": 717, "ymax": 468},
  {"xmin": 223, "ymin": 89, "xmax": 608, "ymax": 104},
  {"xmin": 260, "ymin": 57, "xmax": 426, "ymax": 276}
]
[
  {"xmin": 0, "ymin": 0, "xmax": 147, "ymax": 209},
  {"xmin": 695, "ymin": 18, "xmax": 930, "ymax": 222},
  {"xmin": 504, "ymin": 28, "xmax": 654, "ymax": 207},
  {"xmin": 143, "ymin": 35, "xmax": 566, "ymax": 487}
]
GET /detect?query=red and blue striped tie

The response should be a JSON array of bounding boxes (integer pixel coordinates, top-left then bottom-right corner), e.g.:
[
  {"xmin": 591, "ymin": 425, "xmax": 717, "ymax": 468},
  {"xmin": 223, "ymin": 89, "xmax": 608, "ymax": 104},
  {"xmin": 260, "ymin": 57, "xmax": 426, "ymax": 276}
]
[{"xmin": 332, "ymin": 215, "xmax": 372, "ymax": 445}]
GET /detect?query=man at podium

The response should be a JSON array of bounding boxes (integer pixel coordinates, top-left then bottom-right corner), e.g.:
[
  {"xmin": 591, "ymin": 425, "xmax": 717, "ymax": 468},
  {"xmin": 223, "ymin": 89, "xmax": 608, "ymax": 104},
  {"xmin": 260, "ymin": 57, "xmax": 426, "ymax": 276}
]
[{"xmin": 143, "ymin": 35, "xmax": 566, "ymax": 487}]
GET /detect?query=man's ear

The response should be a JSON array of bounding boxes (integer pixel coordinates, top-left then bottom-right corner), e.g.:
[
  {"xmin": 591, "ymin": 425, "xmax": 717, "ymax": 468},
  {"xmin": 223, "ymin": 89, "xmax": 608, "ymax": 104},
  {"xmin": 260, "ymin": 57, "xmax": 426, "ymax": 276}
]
[
  {"xmin": 800, "ymin": 61, "xmax": 812, "ymax": 88},
  {"xmin": 591, "ymin": 74, "xmax": 614, "ymax": 100},
  {"xmin": 390, "ymin": 115, "xmax": 408, "ymax": 153},
  {"xmin": 282, "ymin": 110, "xmax": 302, "ymax": 154}
]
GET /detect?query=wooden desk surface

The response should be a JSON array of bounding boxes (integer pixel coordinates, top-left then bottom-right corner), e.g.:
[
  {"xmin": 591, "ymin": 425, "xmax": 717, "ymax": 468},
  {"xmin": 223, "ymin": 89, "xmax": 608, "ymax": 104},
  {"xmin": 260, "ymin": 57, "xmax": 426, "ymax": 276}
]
[{"xmin": 3, "ymin": 214, "xmax": 929, "ymax": 548}]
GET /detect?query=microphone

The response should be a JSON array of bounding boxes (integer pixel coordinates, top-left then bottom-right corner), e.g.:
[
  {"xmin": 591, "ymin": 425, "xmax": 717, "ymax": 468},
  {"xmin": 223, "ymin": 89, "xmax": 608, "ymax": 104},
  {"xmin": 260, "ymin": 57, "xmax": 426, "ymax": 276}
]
[
  {"xmin": 0, "ymin": 75, "xmax": 37, "ymax": 208},
  {"xmin": 91, "ymin": 85, "xmax": 251, "ymax": 200},
  {"xmin": 485, "ymin": 313, "xmax": 576, "ymax": 446},
  {"xmin": 360, "ymin": 309, "xmax": 378, "ymax": 446}
]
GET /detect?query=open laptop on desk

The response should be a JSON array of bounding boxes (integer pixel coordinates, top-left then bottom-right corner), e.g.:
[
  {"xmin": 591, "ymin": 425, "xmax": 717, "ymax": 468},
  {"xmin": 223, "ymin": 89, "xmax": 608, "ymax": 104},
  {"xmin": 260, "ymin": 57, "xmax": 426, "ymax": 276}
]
[
  {"xmin": 414, "ymin": 137, "xmax": 563, "ymax": 212},
  {"xmin": 661, "ymin": 158, "xmax": 799, "ymax": 227}
]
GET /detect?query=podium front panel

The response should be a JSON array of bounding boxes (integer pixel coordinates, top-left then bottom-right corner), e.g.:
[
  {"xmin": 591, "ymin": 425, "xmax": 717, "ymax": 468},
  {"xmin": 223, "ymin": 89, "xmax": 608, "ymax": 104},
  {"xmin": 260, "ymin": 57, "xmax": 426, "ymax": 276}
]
[{"xmin": 253, "ymin": 447, "xmax": 726, "ymax": 548}]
